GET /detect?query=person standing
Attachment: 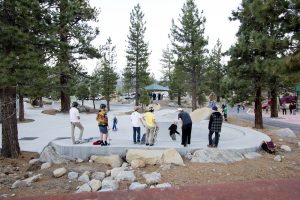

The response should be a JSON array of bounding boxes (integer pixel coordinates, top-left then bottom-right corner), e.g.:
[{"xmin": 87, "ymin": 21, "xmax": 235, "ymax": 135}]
[
  {"xmin": 208, "ymin": 106, "xmax": 223, "ymax": 148},
  {"xmin": 69, "ymin": 102, "xmax": 84, "ymax": 144},
  {"xmin": 221, "ymin": 104, "xmax": 228, "ymax": 121},
  {"xmin": 282, "ymin": 102, "xmax": 287, "ymax": 115},
  {"xmin": 142, "ymin": 107, "xmax": 158, "ymax": 146},
  {"xmin": 177, "ymin": 108, "xmax": 192, "ymax": 147},
  {"xmin": 130, "ymin": 106, "xmax": 143, "ymax": 144},
  {"xmin": 112, "ymin": 116, "xmax": 118, "ymax": 131},
  {"xmin": 96, "ymin": 104, "xmax": 109, "ymax": 146}
]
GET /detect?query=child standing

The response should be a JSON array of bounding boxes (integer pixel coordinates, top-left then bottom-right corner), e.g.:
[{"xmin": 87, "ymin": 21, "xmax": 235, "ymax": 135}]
[
  {"xmin": 168, "ymin": 122, "xmax": 180, "ymax": 141},
  {"xmin": 112, "ymin": 116, "xmax": 118, "ymax": 131}
]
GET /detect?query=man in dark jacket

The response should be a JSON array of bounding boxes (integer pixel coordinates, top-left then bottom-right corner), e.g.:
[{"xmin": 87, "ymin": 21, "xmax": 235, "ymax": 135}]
[
  {"xmin": 178, "ymin": 108, "xmax": 192, "ymax": 147},
  {"xmin": 208, "ymin": 106, "xmax": 223, "ymax": 148}
]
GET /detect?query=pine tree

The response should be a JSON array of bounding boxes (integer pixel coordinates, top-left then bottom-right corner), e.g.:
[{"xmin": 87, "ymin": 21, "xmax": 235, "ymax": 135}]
[
  {"xmin": 0, "ymin": 0, "xmax": 48, "ymax": 157},
  {"xmin": 123, "ymin": 4, "xmax": 150, "ymax": 106},
  {"xmin": 49, "ymin": 0, "xmax": 99, "ymax": 112},
  {"xmin": 170, "ymin": 0, "xmax": 208, "ymax": 111},
  {"xmin": 160, "ymin": 45, "xmax": 175, "ymax": 99},
  {"xmin": 206, "ymin": 39, "xmax": 225, "ymax": 102},
  {"xmin": 96, "ymin": 38, "xmax": 119, "ymax": 111},
  {"xmin": 228, "ymin": 0, "xmax": 291, "ymax": 128}
]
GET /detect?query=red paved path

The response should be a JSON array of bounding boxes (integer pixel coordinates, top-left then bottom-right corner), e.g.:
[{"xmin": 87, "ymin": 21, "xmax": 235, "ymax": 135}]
[{"xmin": 13, "ymin": 178, "xmax": 300, "ymax": 200}]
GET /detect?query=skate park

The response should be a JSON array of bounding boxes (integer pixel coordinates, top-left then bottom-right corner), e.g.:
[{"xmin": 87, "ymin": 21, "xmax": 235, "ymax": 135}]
[{"xmin": 6, "ymin": 101, "xmax": 270, "ymax": 160}]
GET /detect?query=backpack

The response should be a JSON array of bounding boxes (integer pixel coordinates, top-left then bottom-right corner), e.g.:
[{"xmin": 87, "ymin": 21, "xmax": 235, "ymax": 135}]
[{"xmin": 261, "ymin": 141, "xmax": 276, "ymax": 154}]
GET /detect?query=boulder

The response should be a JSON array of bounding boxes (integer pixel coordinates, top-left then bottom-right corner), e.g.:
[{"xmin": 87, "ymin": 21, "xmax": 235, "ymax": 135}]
[
  {"xmin": 105, "ymin": 170, "xmax": 111, "ymax": 176},
  {"xmin": 243, "ymin": 152, "xmax": 262, "ymax": 160},
  {"xmin": 190, "ymin": 107, "xmax": 212, "ymax": 123},
  {"xmin": 185, "ymin": 152, "xmax": 193, "ymax": 160},
  {"xmin": 11, "ymin": 174, "xmax": 42, "ymax": 189},
  {"xmin": 89, "ymin": 179, "xmax": 102, "ymax": 192},
  {"xmin": 280, "ymin": 145, "xmax": 292, "ymax": 152},
  {"xmin": 41, "ymin": 162, "xmax": 51, "ymax": 170},
  {"xmin": 156, "ymin": 183, "xmax": 172, "ymax": 188},
  {"xmin": 39, "ymin": 145, "xmax": 69, "ymax": 164},
  {"xmin": 115, "ymin": 171, "xmax": 136, "ymax": 182},
  {"xmin": 121, "ymin": 162, "xmax": 128, "ymax": 168},
  {"xmin": 29, "ymin": 159, "xmax": 40, "ymax": 165},
  {"xmin": 76, "ymin": 183, "xmax": 91, "ymax": 193},
  {"xmin": 53, "ymin": 167, "xmax": 67, "ymax": 178},
  {"xmin": 275, "ymin": 128, "xmax": 297, "ymax": 138},
  {"xmin": 162, "ymin": 149, "xmax": 185, "ymax": 166},
  {"xmin": 91, "ymin": 172, "xmax": 105, "ymax": 181},
  {"xmin": 130, "ymin": 159, "xmax": 146, "ymax": 169},
  {"xmin": 90, "ymin": 155, "xmax": 122, "ymax": 168},
  {"xmin": 111, "ymin": 167, "xmax": 126, "ymax": 179},
  {"xmin": 274, "ymin": 155, "xmax": 282, "ymax": 162},
  {"xmin": 143, "ymin": 172, "xmax": 161, "ymax": 185},
  {"xmin": 191, "ymin": 149, "xmax": 244, "ymax": 164},
  {"xmin": 68, "ymin": 172, "xmax": 78, "ymax": 180},
  {"xmin": 126, "ymin": 149, "xmax": 164, "ymax": 165},
  {"xmin": 129, "ymin": 182, "xmax": 147, "ymax": 190},
  {"xmin": 78, "ymin": 174, "xmax": 90, "ymax": 183},
  {"xmin": 101, "ymin": 177, "xmax": 119, "ymax": 191},
  {"xmin": 76, "ymin": 158, "xmax": 84, "ymax": 163}
]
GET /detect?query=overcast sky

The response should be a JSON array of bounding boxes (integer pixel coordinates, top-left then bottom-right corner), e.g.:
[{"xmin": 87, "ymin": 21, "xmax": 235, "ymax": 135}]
[{"xmin": 82, "ymin": 0, "xmax": 242, "ymax": 79}]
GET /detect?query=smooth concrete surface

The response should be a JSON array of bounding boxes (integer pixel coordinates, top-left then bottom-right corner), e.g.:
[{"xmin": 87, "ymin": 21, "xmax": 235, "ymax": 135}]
[{"xmin": 0, "ymin": 101, "xmax": 270, "ymax": 158}]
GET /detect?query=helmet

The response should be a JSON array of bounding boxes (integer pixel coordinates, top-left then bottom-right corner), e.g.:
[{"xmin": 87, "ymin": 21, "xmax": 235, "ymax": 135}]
[
  {"xmin": 72, "ymin": 102, "xmax": 79, "ymax": 107},
  {"xmin": 100, "ymin": 104, "xmax": 106, "ymax": 109}
]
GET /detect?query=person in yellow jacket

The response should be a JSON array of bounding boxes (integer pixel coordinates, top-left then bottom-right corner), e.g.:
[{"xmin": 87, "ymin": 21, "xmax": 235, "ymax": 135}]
[
  {"xmin": 96, "ymin": 104, "xmax": 109, "ymax": 146},
  {"xmin": 142, "ymin": 107, "xmax": 158, "ymax": 146}
]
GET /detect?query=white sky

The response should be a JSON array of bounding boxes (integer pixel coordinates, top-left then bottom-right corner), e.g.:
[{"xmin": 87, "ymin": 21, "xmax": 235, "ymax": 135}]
[{"xmin": 81, "ymin": 0, "xmax": 241, "ymax": 79}]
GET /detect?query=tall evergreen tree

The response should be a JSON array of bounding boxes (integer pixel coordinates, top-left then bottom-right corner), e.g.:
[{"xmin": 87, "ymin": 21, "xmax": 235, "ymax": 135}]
[
  {"xmin": 96, "ymin": 37, "xmax": 118, "ymax": 111},
  {"xmin": 228, "ymin": 0, "xmax": 290, "ymax": 128},
  {"xmin": 206, "ymin": 39, "xmax": 225, "ymax": 102},
  {"xmin": 49, "ymin": 0, "xmax": 99, "ymax": 112},
  {"xmin": 123, "ymin": 4, "xmax": 150, "ymax": 106},
  {"xmin": 0, "ymin": 0, "xmax": 49, "ymax": 157},
  {"xmin": 170, "ymin": 0, "xmax": 208, "ymax": 111},
  {"xmin": 160, "ymin": 45, "xmax": 175, "ymax": 99}
]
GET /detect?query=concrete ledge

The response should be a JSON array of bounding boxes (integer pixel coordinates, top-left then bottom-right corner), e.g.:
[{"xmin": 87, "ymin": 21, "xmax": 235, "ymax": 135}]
[{"xmin": 51, "ymin": 123, "xmax": 270, "ymax": 160}]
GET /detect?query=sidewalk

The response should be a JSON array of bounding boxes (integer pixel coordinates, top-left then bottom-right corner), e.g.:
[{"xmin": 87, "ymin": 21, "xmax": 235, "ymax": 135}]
[
  {"xmin": 247, "ymin": 108, "xmax": 299, "ymax": 125},
  {"xmin": 15, "ymin": 178, "xmax": 300, "ymax": 200}
]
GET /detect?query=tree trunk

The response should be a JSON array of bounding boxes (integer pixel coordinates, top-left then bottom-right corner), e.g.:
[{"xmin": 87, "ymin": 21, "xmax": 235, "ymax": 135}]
[
  {"xmin": 191, "ymin": 71, "xmax": 197, "ymax": 111},
  {"xmin": 59, "ymin": 0, "xmax": 70, "ymax": 113},
  {"xmin": 270, "ymin": 88, "xmax": 278, "ymax": 118},
  {"xmin": 39, "ymin": 96, "xmax": 43, "ymax": 108},
  {"xmin": 0, "ymin": 87, "xmax": 21, "ymax": 158},
  {"xmin": 81, "ymin": 99, "xmax": 84, "ymax": 106},
  {"xmin": 254, "ymin": 86, "xmax": 263, "ymax": 129},
  {"xmin": 177, "ymin": 92, "xmax": 181, "ymax": 106},
  {"xmin": 92, "ymin": 99, "xmax": 95, "ymax": 110},
  {"xmin": 107, "ymin": 99, "xmax": 110, "ymax": 111},
  {"xmin": 18, "ymin": 94, "xmax": 25, "ymax": 121}
]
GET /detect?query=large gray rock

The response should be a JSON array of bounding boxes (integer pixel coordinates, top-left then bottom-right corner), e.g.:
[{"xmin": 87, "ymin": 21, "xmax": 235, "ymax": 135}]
[
  {"xmin": 89, "ymin": 179, "xmax": 102, "ymax": 192},
  {"xmin": 68, "ymin": 172, "xmax": 78, "ymax": 180},
  {"xmin": 39, "ymin": 145, "xmax": 69, "ymax": 164},
  {"xmin": 115, "ymin": 171, "xmax": 136, "ymax": 182},
  {"xmin": 11, "ymin": 174, "xmax": 42, "ymax": 189},
  {"xmin": 53, "ymin": 167, "xmax": 67, "ymax": 178},
  {"xmin": 111, "ymin": 167, "xmax": 126, "ymax": 179},
  {"xmin": 129, "ymin": 182, "xmax": 147, "ymax": 190},
  {"xmin": 90, "ymin": 155, "xmax": 122, "ymax": 168},
  {"xmin": 156, "ymin": 183, "xmax": 172, "ymax": 188},
  {"xmin": 280, "ymin": 145, "xmax": 292, "ymax": 152},
  {"xmin": 162, "ymin": 149, "xmax": 185, "ymax": 166},
  {"xmin": 78, "ymin": 174, "xmax": 90, "ymax": 183},
  {"xmin": 143, "ymin": 172, "xmax": 161, "ymax": 185},
  {"xmin": 130, "ymin": 159, "xmax": 146, "ymax": 169},
  {"xmin": 41, "ymin": 162, "xmax": 51, "ymax": 170},
  {"xmin": 76, "ymin": 183, "xmax": 91, "ymax": 193},
  {"xmin": 275, "ymin": 128, "xmax": 296, "ymax": 138},
  {"xmin": 91, "ymin": 172, "xmax": 105, "ymax": 181},
  {"xmin": 191, "ymin": 149, "xmax": 244, "ymax": 164},
  {"xmin": 29, "ymin": 159, "xmax": 40, "ymax": 165},
  {"xmin": 101, "ymin": 177, "xmax": 119, "ymax": 191},
  {"xmin": 126, "ymin": 149, "xmax": 164, "ymax": 165}
]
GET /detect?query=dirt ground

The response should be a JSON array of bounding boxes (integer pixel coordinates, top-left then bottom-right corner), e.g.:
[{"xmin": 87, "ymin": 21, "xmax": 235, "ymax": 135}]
[{"xmin": 0, "ymin": 116, "xmax": 300, "ymax": 198}]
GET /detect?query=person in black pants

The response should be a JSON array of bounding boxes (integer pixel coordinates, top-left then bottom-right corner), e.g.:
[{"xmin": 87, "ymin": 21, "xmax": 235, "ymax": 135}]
[
  {"xmin": 208, "ymin": 106, "xmax": 223, "ymax": 148},
  {"xmin": 177, "ymin": 108, "xmax": 192, "ymax": 147}
]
